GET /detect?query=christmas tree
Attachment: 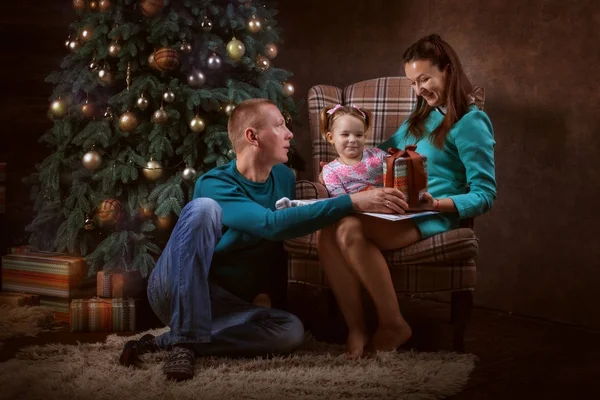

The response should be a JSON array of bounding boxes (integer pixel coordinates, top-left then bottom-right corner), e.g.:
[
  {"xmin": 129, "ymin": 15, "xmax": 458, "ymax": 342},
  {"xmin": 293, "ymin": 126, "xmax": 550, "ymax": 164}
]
[{"xmin": 27, "ymin": 0, "xmax": 298, "ymax": 277}]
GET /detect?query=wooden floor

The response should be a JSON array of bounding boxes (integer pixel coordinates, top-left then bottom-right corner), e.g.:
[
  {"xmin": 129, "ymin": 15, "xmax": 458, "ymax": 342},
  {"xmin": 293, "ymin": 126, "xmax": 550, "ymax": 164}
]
[{"xmin": 1, "ymin": 297, "xmax": 599, "ymax": 399}]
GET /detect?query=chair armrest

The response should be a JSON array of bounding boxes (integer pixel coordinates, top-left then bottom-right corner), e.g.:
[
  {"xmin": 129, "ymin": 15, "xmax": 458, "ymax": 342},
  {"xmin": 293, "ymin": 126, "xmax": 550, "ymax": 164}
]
[{"xmin": 295, "ymin": 180, "xmax": 330, "ymax": 200}]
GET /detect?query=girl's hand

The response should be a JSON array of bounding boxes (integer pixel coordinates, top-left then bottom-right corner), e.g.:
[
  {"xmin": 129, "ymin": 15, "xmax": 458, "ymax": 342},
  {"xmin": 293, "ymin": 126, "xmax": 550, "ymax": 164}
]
[{"xmin": 419, "ymin": 192, "xmax": 438, "ymax": 211}]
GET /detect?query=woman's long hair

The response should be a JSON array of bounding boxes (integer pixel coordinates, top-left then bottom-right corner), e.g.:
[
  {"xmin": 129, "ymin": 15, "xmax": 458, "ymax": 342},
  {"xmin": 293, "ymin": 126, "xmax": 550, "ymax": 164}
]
[{"xmin": 403, "ymin": 34, "xmax": 474, "ymax": 148}]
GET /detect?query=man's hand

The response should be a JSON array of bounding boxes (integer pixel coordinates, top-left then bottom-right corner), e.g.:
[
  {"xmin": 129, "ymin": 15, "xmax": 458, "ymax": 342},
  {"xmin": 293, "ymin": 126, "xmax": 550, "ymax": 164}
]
[{"xmin": 349, "ymin": 188, "xmax": 409, "ymax": 214}]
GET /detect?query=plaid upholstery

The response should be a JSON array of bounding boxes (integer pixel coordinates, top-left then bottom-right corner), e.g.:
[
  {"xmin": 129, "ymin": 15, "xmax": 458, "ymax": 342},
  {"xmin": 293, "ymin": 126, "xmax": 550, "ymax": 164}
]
[{"xmin": 286, "ymin": 77, "xmax": 486, "ymax": 293}]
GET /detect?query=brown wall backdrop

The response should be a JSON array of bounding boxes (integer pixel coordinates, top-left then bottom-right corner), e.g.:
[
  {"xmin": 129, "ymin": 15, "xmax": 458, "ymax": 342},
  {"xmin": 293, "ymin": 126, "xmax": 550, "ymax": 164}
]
[{"xmin": 1, "ymin": 1, "xmax": 599, "ymax": 329}]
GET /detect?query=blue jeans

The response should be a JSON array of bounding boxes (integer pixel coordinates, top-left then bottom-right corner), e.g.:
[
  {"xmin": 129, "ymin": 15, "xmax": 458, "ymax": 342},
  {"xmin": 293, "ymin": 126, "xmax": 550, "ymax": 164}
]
[{"xmin": 147, "ymin": 198, "xmax": 305, "ymax": 357}]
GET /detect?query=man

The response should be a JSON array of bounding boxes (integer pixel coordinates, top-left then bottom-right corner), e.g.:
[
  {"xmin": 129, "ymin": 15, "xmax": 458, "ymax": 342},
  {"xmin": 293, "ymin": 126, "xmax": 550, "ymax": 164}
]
[{"xmin": 119, "ymin": 98, "xmax": 408, "ymax": 381}]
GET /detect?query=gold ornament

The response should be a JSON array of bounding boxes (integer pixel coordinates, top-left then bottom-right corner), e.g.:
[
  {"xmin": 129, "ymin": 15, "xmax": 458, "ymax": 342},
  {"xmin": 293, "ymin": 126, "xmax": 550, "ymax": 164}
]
[
  {"xmin": 136, "ymin": 94, "xmax": 149, "ymax": 110},
  {"xmin": 89, "ymin": 0, "xmax": 98, "ymax": 11},
  {"xmin": 68, "ymin": 40, "xmax": 80, "ymax": 52},
  {"xmin": 148, "ymin": 53, "xmax": 158, "ymax": 70},
  {"xmin": 80, "ymin": 101, "xmax": 95, "ymax": 119},
  {"xmin": 152, "ymin": 107, "xmax": 168, "ymax": 125},
  {"xmin": 73, "ymin": 0, "xmax": 86, "ymax": 11},
  {"xmin": 108, "ymin": 41, "xmax": 121, "ymax": 57},
  {"xmin": 84, "ymin": 216, "xmax": 96, "ymax": 230},
  {"xmin": 189, "ymin": 115, "xmax": 205, "ymax": 133},
  {"xmin": 82, "ymin": 150, "xmax": 102, "ymax": 170},
  {"xmin": 182, "ymin": 166, "xmax": 197, "ymax": 182},
  {"xmin": 162, "ymin": 89, "xmax": 175, "ymax": 103},
  {"xmin": 140, "ymin": 0, "xmax": 164, "ymax": 17},
  {"xmin": 80, "ymin": 27, "xmax": 93, "ymax": 42},
  {"xmin": 207, "ymin": 53, "xmax": 222, "ymax": 70},
  {"xmin": 65, "ymin": 37, "xmax": 72, "ymax": 49},
  {"xmin": 103, "ymin": 107, "xmax": 114, "ymax": 120},
  {"xmin": 50, "ymin": 98, "xmax": 68, "ymax": 118},
  {"xmin": 154, "ymin": 48, "xmax": 180, "ymax": 71},
  {"xmin": 224, "ymin": 103, "xmax": 235, "ymax": 116},
  {"xmin": 119, "ymin": 111, "xmax": 138, "ymax": 132},
  {"xmin": 282, "ymin": 82, "xmax": 295, "ymax": 97},
  {"xmin": 98, "ymin": 68, "xmax": 113, "ymax": 85},
  {"xmin": 226, "ymin": 37, "xmax": 245, "ymax": 61},
  {"xmin": 98, "ymin": 0, "xmax": 111, "ymax": 12},
  {"xmin": 179, "ymin": 41, "xmax": 192, "ymax": 54},
  {"xmin": 256, "ymin": 55, "xmax": 270, "ymax": 71},
  {"xmin": 264, "ymin": 43, "xmax": 278, "ymax": 59},
  {"xmin": 155, "ymin": 214, "xmax": 173, "ymax": 230},
  {"xmin": 187, "ymin": 70, "xmax": 206, "ymax": 88},
  {"xmin": 95, "ymin": 199, "xmax": 121, "ymax": 228},
  {"xmin": 138, "ymin": 203, "xmax": 155, "ymax": 219},
  {"xmin": 247, "ymin": 15, "xmax": 262, "ymax": 33},
  {"xmin": 143, "ymin": 160, "xmax": 164, "ymax": 181},
  {"xmin": 201, "ymin": 16, "xmax": 213, "ymax": 32}
]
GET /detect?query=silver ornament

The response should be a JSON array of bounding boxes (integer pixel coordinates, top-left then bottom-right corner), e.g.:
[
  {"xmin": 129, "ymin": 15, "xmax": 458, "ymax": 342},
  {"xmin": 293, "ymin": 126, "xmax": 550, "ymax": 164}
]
[
  {"xmin": 201, "ymin": 17, "xmax": 213, "ymax": 32},
  {"xmin": 179, "ymin": 41, "xmax": 192, "ymax": 53},
  {"xmin": 187, "ymin": 70, "xmax": 206, "ymax": 88},
  {"xmin": 182, "ymin": 166, "xmax": 197, "ymax": 182},
  {"xmin": 82, "ymin": 150, "xmax": 102, "ymax": 170},
  {"xmin": 163, "ymin": 90, "xmax": 175, "ymax": 103},
  {"xmin": 189, "ymin": 116, "xmax": 205, "ymax": 133},
  {"xmin": 224, "ymin": 103, "xmax": 235, "ymax": 116},
  {"xmin": 207, "ymin": 53, "xmax": 222, "ymax": 70},
  {"xmin": 136, "ymin": 95, "xmax": 149, "ymax": 110},
  {"xmin": 108, "ymin": 42, "xmax": 121, "ymax": 57},
  {"xmin": 152, "ymin": 107, "xmax": 169, "ymax": 125}
]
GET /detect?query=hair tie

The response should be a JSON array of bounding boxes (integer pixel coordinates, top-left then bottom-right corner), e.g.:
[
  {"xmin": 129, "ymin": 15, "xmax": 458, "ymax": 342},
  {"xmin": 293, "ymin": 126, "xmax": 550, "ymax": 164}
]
[{"xmin": 326, "ymin": 104, "xmax": 343, "ymax": 115}]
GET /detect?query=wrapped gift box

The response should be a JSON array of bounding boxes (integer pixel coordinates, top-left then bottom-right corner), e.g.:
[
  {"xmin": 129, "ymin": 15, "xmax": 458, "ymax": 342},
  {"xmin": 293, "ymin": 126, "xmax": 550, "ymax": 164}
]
[
  {"xmin": 0, "ymin": 292, "xmax": 40, "ymax": 307},
  {"xmin": 40, "ymin": 296, "xmax": 71, "ymax": 323},
  {"xmin": 1, "ymin": 252, "xmax": 95, "ymax": 298},
  {"xmin": 8, "ymin": 246, "xmax": 33, "ymax": 254},
  {"xmin": 96, "ymin": 270, "xmax": 144, "ymax": 298},
  {"xmin": 70, "ymin": 298, "xmax": 138, "ymax": 332},
  {"xmin": 383, "ymin": 145, "xmax": 428, "ymax": 209}
]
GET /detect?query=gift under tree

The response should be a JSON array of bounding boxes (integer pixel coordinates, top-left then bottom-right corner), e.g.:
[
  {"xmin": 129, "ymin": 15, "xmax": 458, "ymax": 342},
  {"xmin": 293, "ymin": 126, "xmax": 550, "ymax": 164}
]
[{"xmin": 27, "ymin": 0, "xmax": 298, "ymax": 278}]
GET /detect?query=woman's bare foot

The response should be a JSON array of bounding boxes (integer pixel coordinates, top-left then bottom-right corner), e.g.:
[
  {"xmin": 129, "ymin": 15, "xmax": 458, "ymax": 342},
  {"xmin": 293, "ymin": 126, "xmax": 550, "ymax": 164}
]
[
  {"xmin": 344, "ymin": 329, "xmax": 369, "ymax": 359},
  {"xmin": 366, "ymin": 321, "xmax": 412, "ymax": 354}
]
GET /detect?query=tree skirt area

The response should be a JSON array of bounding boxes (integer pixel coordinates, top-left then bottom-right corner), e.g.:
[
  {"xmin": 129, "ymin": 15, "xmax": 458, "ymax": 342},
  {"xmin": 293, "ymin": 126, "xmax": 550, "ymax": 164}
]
[
  {"xmin": 0, "ymin": 305, "xmax": 61, "ymax": 349},
  {"xmin": 0, "ymin": 327, "xmax": 477, "ymax": 400}
]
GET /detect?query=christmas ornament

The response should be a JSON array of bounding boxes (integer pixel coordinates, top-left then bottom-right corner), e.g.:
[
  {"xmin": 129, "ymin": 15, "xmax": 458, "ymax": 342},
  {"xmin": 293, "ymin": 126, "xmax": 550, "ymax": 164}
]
[
  {"xmin": 108, "ymin": 41, "xmax": 121, "ymax": 57},
  {"xmin": 179, "ymin": 41, "xmax": 192, "ymax": 54},
  {"xmin": 140, "ymin": 0, "xmax": 164, "ymax": 17},
  {"xmin": 154, "ymin": 48, "xmax": 180, "ymax": 71},
  {"xmin": 103, "ymin": 107, "xmax": 114, "ymax": 120},
  {"xmin": 136, "ymin": 94, "xmax": 149, "ymax": 110},
  {"xmin": 73, "ymin": 0, "xmax": 86, "ymax": 11},
  {"xmin": 119, "ymin": 111, "xmax": 138, "ymax": 132},
  {"xmin": 143, "ymin": 160, "xmax": 163, "ymax": 181},
  {"xmin": 224, "ymin": 103, "xmax": 235, "ymax": 116},
  {"xmin": 189, "ymin": 115, "xmax": 205, "ymax": 133},
  {"xmin": 282, "ymin": 82, "xmax": 295, "ymax": 97},
  {"xmin": 156, "ymin": 214, "xmax": 173, "ymax": 230},
  {"xmin": 98, "ymin": 68, "xmax": 113, "ymax": 85},
  {"xmin": 282, "ymin": 111, "xmax": 292, "ymax": 125},
  {"xmin": 264, "ymin": 43, "xmax": 278, "ymax": 59},
  {"xmin": 152, "ymin": 107, "xmax": 168, "ymax": 125},
  {"xmin": 80, "ymin": 27, "xmax": 93, "ymax": 42},
  {"xmin": 227, "ymin": 149, "xmax": 236, "ymax": 159},
  {"xmin": 84, "ymin": 216, "xmax": 97, "ymax": 230},
  {"xmin": 89, "ymin": 1, "xmax": 98, "ymax": 11},
  {"xmin": 89, "ymin": 59, "xmax": 98, "ymax": 71},
  {"xmin": 50, "ymin": 98, "xmax": 68, "ymax": 118},
  {"xmin": 138, "ymin": 204, "xmax": 155, "ymax": 219},
  {"xmin": 256, "ymin": 55, "xmax": 270, "ymax": 71},
  {"xmin": 80, "ymin": 100, "xmax": 95, "ymax": 119},
  {"xmin": 148, "ymin": 53, "xmax": 158, "ymax": 70},
  {"xmin": 95, "ymin": 199, "xmax": 121, "ymax": 228},
  {"xmin": 226, "ymin": 37, "xmax": 245, "ymax": 61},
  {"xmin": 187, "ymin": 70, "xmax": 206, "ymax": 88},
  {"xmin": 68, "ymin": 39, "xmax": 80, "ymax": 52},
  {"xmin": 182, "ymin": 166, "xmax": 197, "ymax": 182},
  {"xmin": 247, "ymin": 15, "xmax": 262, "ymax": 33},
  {"xmin": 98, "ymin": 0, "xmax": 112, "ymax": 12},
  {"xmin": 201, "ymin": 16, "xmax": 213, "ymax": 32},
  {"xmin": 162, "ymin": 89, "xmax": 175, "ymax": 103},
  {"xmin": 207, "ymin": 53, "xmax": 222, "ymax": 70},
  {"xmin": 82, "ymin": 150, "xmax": 102, "ymax": 170},
  {"xmin": 65, "ymin": 37, "xmax": 72, "ymax": 49}
]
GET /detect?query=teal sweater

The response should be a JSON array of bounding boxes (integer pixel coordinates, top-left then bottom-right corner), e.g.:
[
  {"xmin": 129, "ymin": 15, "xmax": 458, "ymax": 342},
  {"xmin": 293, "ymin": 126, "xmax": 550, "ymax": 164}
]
[
  {"xmin": 194, "ymin": 161, "xmax": 354, "ymax": 301},
  {"xmin": 379, "ymin": 105, "xmax": 497, "ymax": 238}
]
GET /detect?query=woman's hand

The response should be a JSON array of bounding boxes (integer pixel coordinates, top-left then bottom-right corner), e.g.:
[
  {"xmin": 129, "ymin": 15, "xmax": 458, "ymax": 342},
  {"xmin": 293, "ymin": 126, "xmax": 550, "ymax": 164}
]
[
  {"xmin": 419, "ymin": 192, "xmax": 438, "ymax": 211},
  {"xmin": 350, "ymin": 188, "xmax": 408, "ymax": 214}
]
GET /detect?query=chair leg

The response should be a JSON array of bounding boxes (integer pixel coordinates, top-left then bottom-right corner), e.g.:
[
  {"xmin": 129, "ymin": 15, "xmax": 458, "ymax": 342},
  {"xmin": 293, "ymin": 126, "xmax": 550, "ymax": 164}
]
[{"xmin": 451, "ymin": 290, "xmax": 473, "ymax": 352}]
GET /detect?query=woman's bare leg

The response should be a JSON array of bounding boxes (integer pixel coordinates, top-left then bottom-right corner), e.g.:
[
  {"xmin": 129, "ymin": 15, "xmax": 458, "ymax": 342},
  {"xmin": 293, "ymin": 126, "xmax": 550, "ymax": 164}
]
[
  {"xmin": 334, "ymin": 215, "xmax": 421, "ymax": 352},
  {"xmin": 318, "ymin": 226, "xmax": 369, "ymax": 358}
]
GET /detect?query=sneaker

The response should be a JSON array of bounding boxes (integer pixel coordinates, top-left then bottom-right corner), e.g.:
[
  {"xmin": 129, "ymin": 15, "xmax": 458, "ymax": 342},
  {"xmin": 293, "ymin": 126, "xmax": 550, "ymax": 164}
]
[
  {"xmin": 163, "ymin": 345, "xmax": 196, "ymax": 381},
  {"xmin": 119, "ymin": 334, "xmax": 159, "ymax": 367}
]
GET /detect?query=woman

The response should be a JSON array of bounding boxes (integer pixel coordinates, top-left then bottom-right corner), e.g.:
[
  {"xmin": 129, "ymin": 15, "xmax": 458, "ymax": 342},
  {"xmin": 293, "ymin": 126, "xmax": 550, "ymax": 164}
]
[{"xmin": 318, "ymin": 34, "xmax": 497, "ymax": 358}]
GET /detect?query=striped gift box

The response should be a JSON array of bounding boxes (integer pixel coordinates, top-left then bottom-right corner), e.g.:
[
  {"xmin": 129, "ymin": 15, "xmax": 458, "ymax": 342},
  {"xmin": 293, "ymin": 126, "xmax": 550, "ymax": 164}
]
[
  {"xmin": 382, "ymin": 147, "xmax": 428, "ymax": 209},
  {"xmin": 40, "ymin": 296, "xmax": 71, "ymax": 323},
  {"xmin": 96, "ymin": 270, "xmax": 144, "ymax": 298},
  {"xmin": 0, "ymin": 292, "xmax": 40, "ymax": 307},
  {"xmin": 70, "ymin": 298, "xmax": 138, "ymax": 332},
  {"xmin": 1, "ymin": 252, "xmax": 95, "ymax": 298}
]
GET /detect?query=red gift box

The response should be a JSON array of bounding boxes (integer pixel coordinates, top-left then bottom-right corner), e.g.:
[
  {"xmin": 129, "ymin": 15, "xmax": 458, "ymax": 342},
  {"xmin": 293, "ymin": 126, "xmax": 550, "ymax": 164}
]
[
  {"xmin": 70, "ymin": 297, "xmax": 138, "ymax": 332},
  {"xmin": 96, "ymin": 270, "xmax": 144, "ymax": 298},
  {"xmin": 0, "ymin": 292, "xmax": 40, "ymax": 307},
  {"xmin": 383, "ymin": 145, "xmax": 428, "ymax": 209}
]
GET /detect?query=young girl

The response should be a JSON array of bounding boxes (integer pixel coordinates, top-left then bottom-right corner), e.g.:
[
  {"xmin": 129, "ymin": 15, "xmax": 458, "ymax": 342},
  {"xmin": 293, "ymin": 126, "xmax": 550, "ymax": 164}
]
[{"xmin": 320, "ymin": 104, "xmax": 387, "ymax": 197}]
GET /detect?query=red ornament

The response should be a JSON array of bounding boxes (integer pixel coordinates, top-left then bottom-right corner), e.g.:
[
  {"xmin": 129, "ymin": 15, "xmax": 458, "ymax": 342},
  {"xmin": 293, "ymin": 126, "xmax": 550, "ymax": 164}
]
[
  {"xmin": 139, "ymin": 0, "xmax": 164, "ymax": 17},
  {"xmin": 154, "ymin": 48, "xmax": 180, "ymax": 71}
]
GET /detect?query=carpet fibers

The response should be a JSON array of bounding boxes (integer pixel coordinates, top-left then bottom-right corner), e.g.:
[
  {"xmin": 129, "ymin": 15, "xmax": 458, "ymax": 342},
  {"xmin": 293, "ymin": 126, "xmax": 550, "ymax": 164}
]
[
  {"xmin": 0, "ymin": 305, "xmax": 60, "ymax": 347},
  {"xmin": 0, "ymin": 327, "xmax": 477, "ymax": 400}
]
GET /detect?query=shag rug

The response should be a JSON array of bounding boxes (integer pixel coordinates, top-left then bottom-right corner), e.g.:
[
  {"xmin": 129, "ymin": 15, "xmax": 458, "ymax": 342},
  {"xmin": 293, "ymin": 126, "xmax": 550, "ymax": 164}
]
[
  {"xmin": 0, "ymin": 305, "xmax": 60, "ymax": 348},
  {"xmin": 0, "ymin": 327, "xmax": 477, "ymax": 400}
]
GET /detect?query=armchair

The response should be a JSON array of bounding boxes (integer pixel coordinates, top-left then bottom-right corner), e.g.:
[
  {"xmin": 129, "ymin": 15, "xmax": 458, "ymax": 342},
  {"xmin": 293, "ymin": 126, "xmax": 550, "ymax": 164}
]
[{"xmin": 284, "ymin": 77, "xmax": 485, "ymax": 351}]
